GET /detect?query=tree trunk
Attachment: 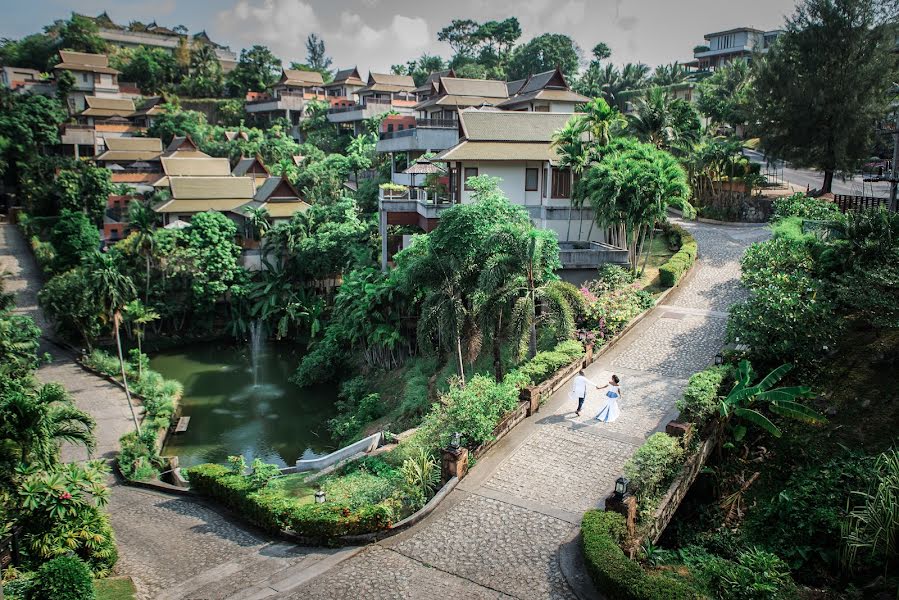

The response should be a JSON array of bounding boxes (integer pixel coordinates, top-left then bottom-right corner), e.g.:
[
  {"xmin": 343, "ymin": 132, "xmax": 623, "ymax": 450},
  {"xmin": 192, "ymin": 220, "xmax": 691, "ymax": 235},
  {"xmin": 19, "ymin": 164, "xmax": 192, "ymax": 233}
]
[
  {"xmin": 640, "ymin": 223, "xmax": 657, "ymax": 276},
  {"xmin": 565, "ymin": 206, "xmax": 573, "ymax": 242},
  {"xmin": 821, "ymin": 170, "xmax": 834, "ymax": 195},
  {"xmin": 493, "ymin": 317, "xmax": 503, "ymax": 383},
  {"xmin": 456, "ymin": 335, "xmax": 465, "ymax": 387},
  {"xmin": 136, "ymin": 331, "xmax": 143, "ymax": 379},
  {"xmin": 115, "ymin": 314, "xmax": 141, "ymax": 435},
  {"xmin": 145, "ymin": 253, "xmax": 151, "ymax": 303}
]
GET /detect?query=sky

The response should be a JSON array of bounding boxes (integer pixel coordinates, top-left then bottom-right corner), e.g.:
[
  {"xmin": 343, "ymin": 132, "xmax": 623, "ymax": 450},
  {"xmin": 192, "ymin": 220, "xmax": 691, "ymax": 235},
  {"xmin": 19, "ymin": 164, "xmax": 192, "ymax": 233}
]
[{"xmin": 0, "ymin": 0, "xmax": 798, "ymax": 72}]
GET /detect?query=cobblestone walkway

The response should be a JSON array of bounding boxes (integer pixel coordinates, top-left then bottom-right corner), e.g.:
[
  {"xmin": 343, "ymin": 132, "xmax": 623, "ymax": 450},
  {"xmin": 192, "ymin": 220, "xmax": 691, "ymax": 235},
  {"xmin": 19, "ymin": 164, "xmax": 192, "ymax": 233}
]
[
  {"xmin": 289, "ymin": 221, "xmax": 768, "ymax": 600},
  {"xmin": 0, "ymin": 224, "xmax": 344, "ymax": 600}
]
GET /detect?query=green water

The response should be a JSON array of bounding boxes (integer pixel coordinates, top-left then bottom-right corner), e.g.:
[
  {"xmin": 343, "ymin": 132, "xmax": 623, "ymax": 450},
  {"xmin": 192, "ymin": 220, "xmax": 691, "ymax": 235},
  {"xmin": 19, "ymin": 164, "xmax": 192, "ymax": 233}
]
[{"xmin": 153, "ymin": 342, "xmax": 338, "ymax": 468}]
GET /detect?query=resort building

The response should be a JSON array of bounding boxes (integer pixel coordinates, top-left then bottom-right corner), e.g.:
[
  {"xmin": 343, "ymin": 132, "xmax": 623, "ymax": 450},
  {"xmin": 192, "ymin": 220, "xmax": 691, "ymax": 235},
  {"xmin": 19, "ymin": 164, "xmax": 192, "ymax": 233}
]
[
  {"xmin": 247, "ymin": 177, "xmax": 309, "ymax": 224},
  {"xmin": 153, "ymin": 157, "xmax": 232, "ymax": 188},
  {"xmin": 244, "ymin": 69, "xmax": 327, "ymax": 138},
  {"xmin": 496, "ymin": 68, "xmax": 589, "ymax": 112},
  {"xmin": 322, "ymin": 67, "xmax": 366, "ymax": 102},
  {"xmin": 691, "ymin": 27, "xmax": 783, "ymax": 70},
  {"xmin": 152, "ymin": 176, "xmax": 256, "ymax": 226},
  {"xmin": 379, "ymin": 109, "xmax": 626, "ymax": 277},
  {"xmin": 327, "ymin": 72, "xmax": 417, "ymax": 135},
  {"xmin": 0, "ymin": 66, "xmax": 54, "ymax": 95},
  {"xmin": 95, "ymin": 137, "xmax": 164, "ymax": 191},
  {"xmin": 102, "ymin": 194, "xmax": 140, "ymax": 244},
  {"xmin": 53, "ymin": 51, "xmax": 121, "ymax": 114},
  {"xmin": 162, "ymin": 135, "xmax": 211, "ymax": 158},
  {"xmin": 232, "ymin": 155, "xmax": 272, "ymax": 187}
]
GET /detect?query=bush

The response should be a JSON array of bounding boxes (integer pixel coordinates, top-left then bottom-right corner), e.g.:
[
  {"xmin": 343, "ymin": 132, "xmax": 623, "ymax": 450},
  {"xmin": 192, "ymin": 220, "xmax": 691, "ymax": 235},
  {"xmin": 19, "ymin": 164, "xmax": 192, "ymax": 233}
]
[
  {"xmin": 594, "ymin": 264, "xmax": 636, "ymax": 292},
  {"xmin": 659, "ymin": 223, "xmax": 698, "ymax": 288},
  {"xmin": 624, "ymin": 433, "xmax": 685, "ymax": 505},
  {"xmin": 690, "ymin": 547, "xmax": 798, "ymax": 600},
  {"xmin": 581, "ymin": 511, "xmax": 701, "ymax": 599},
  {"xmin": 30, "ymin": 556, "xmax": 95, "ymax": 600},
  {"xmin": 676, "ymin": 366, "xmax": 730, "ymax": 426},
  {"xmin": 670, "ymin": 196, "xmax": 697, "ymax": 219},
  {"xmin": 505, "ymin": 340, "xmax": 583, "ymax": 389},
  {"xmin": 740, "ymin": 238, "xmax": 818, "ymax": 290},
  {"xmin": 187, "ymin": 463, "xmax": 395, "ymax": 540},
  {"xmin": 771, "ymin": 193, "xmax": 842, "ymax": 223},
  {"xmin": 118, "ymin": 429, "xmax": 163, "ymax": 481}
]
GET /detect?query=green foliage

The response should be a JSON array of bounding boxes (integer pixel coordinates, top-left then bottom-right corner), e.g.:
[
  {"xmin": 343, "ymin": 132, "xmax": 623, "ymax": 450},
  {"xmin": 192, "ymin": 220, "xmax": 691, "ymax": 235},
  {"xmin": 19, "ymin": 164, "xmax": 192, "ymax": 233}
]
[
  {"xmin": 226, "ymin": 45, "xmax": 282, "ymax": 96},
  {"xmin": 752, "ymin": 0, "xmax": 897, "ymax": 191},
  {"xmin": 697, "ymin": 61, "xmax": 753, "ymax": 128},
  {"xmin": 658, "ymin": 223, "xmax": 697, "ymax": 288},
  {"xmin": 676, "ymin": 365, "xmax": 730, "ymax": 426},
  {"xmin": 771, "ymin": 193, "xmax": 842, "ymax": 223},
  {"xmin": 418, "ymin": 375, "xmax": 520, "ymax": 449},
  {"xmin": 0, "ymin": 296, "xmax": 43, "ymax": 381},
  {"xmin": 506, "ymin": 33, "xmax": 580, "ymax": 81},
  {"xmin": 112, "ymin": 46, "xmax": 181, "ymax": 94},
  {"xmin": 50, "ymin": 210, "xmax": 101, "ymax": 272},
  {"xmin": 625, "ymin": 433, "xmax": 685, "ymax": 505},
  {"xmin": 581, "ymin": 510, "xmax": 701, "ymax": 599},
  {"xmin": 187, "ymin": 463, "xmax": 395, "ymax": 540},
  {"xmin": 401, "ymin": 449, "xmax": 440, "ymax": 509},
  {"xmin": 179, "ymin": 211, "xmax": 244, "ymax": 310},
  {"xmin": 842, "ymin": 447, "xmax": 899, "ymax": 574},
  {"xmin": 117, "ymin": 428, "xmax": 163, "ymax": 481},
  {"xmin": 687, "ymin": 546, "xmax": 798, "ymax": 600},
  {"xmin": 739, "ymin": 237, "xmax": 817, "ymax": 290},
  {"xmin": 30, "ymin": 556, "xmax": 95, "ymax": 600},
  {"xmin": 504, "ymin": 340, "xmax": 584, "ymax": 388},
  {"xmin": 579, "ymin": 278, "xmax": 654, "ymax": 339}
]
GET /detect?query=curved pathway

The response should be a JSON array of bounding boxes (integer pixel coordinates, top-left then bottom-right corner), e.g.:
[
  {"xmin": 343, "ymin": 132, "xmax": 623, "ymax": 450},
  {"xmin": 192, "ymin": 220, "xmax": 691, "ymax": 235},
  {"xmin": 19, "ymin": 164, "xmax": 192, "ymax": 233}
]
[
  {"xmin": 0, "ymin": 224, "xmax": 349, "ymax": 600},
  {"xmin": 286, "ymin": 221, "xmax": 769, "ymax": 599}
]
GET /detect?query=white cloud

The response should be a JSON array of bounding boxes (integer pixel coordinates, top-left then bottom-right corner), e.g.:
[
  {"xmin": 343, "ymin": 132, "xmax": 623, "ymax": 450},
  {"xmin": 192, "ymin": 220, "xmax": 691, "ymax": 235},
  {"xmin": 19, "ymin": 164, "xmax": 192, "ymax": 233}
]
[{"xmin": 216, "ymin": 0, "xmax": 430, "ymax": 69}]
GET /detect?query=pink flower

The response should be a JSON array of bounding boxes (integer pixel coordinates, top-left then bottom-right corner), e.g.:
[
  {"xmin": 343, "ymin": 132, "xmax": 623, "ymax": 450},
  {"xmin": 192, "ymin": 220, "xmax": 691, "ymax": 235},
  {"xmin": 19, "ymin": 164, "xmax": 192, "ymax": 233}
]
[{"xmin": 59, "ymin": 492, "xmax": 72, "ymax": 500}]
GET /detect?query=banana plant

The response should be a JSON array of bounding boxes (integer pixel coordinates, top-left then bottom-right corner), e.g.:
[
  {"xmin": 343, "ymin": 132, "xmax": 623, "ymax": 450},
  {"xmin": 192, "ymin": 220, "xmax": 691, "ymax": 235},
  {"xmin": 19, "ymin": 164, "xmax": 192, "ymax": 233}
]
[{"xmin": 720, "ymin": 360, "xmax": 824, "ymax": 441}]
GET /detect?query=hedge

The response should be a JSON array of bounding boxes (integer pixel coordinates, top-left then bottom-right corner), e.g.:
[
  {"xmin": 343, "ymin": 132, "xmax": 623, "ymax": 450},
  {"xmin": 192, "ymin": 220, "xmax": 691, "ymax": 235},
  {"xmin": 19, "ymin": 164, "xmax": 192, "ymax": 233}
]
[
  {"xmin": 675, "ymin": 365, "xmax": 730, "ymax": 427},
  {"xmin": 504, "ymin": 340, "xmax": 584, "ymax": 389},
  {"xmin": 187, "ymin": 464, "xmax": 393, "ymax": 540},
  {"xmin": 659, "ymin": 223, "xmax": 697, "ymax": 288},
  {"xmin": 581, "ymin": 511, "xmax": 702, "ymax": 600}
]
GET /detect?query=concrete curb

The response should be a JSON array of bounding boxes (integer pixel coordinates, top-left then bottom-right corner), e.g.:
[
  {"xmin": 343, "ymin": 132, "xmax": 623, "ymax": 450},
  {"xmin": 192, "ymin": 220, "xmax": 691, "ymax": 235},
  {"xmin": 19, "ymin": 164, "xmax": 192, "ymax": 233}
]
[{"xmin": 667, "ymin": 207, "xmax": 767, "ymax": 227}]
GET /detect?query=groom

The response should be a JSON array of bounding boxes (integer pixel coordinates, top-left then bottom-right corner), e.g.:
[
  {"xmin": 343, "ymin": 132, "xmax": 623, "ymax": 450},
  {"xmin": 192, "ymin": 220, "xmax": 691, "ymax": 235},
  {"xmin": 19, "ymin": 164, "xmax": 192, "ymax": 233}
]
[{"xmin": 571, "ymin": 370, "xmax": 599, "ymax": 417}]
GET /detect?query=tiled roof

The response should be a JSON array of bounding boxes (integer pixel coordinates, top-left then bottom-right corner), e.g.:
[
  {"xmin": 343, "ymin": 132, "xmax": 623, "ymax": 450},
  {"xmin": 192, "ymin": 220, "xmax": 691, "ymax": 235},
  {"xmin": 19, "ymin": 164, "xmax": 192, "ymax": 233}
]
[
  {"xmin": 414, "ymin": 77, "xmax": 508, "ymax": 110},
  {"xmin": 435, "ymin": 140, "xmax": 559, "ymax": 162},
  {"xmin": 413, "ymin": 68, "xmax": 456, "ymax": 93},
  {"xmin": 154, "ymin": 199, "xmax": 251, "ymax": 214},
  {"xmin": 254, "ymin": 176, "xmax": 301, "ymax": 202},
  {"xmin": 496, "ymin": 88, "xmax": 590, "ymax": 108},
  {"xmin": 506, "ymin": 79, "xmax": 527, "ymax": 96},
  {"xmin": 55, "ymin": 51, "xmax": 119, "ymax": 74},
  {"xmin": 104, "ymin": 137, "xmax": 162, "ymax": 152},
  {"xmin": 81, "ymin": 96, "xmax": 136, "ymax": 117},
  {"xmin": 260, "ymin": 200, "xmax": 310, "ymax": 218},
  {"xmin": 161, "ymin": 157, "xmax": 231, "ymax": 177},
  {"xmin": 163, "ymin": 135, "xmax": 210, "ymax": 157},
  {"xmin": 357, "ymin": 72, "xmax": 416, "ymax": 94},
  {"xmin": 96, "ymin": 150, "xmax": 162, "ymax": 162},
  {"xmin": 232, "ymin": 156, "xmax": 270, "ymax": 177},
  {"xmin": 170, "ymin": 176, "xmax": 255, "ymax": 200},
  {"xmin": 325, "ymin": 67, "xmax": 364, "ymax": 87},
  {"xmin": 459, "ymin": 109, "xmax": 575, "ymax": 142},
  {"xmin": 280, "ymin": 69, "xmax": 324, "ymax": 87}
]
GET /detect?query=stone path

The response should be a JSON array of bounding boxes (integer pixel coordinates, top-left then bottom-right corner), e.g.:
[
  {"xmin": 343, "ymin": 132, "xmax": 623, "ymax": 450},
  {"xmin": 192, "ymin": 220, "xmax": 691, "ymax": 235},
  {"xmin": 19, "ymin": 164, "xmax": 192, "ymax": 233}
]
[
  {"xmin": 0, "ymin": 224, "xmax": 343, "ymax": 600},
  {"xmin": 288, "ymin": 220, "xmax": 769, "ymax": 600}
]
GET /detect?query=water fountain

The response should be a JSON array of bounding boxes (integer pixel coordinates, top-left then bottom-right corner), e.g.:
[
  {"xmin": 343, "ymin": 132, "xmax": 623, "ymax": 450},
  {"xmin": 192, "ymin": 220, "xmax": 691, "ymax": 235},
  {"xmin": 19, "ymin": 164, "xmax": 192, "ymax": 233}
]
[{"xmin": 249, "ymin": 320, "xmax": 264, "ymax": 387}]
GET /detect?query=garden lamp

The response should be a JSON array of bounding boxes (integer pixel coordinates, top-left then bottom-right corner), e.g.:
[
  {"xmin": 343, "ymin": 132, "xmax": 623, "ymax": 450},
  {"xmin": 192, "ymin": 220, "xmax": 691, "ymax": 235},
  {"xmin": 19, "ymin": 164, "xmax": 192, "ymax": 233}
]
[
  {"xmin": 714, "ymin": 352, "xmax": 724, "ymax": 365},
  {"xmin": 315, "ymin": 490, "xmax": 326, "ymax": 504},
  {"xmin": 614, "ymin": 476, "xmax": 630, "ymax": 500},
  {"xmin": 450, "ymin": 432, "xmax": 461, "ymax": 450}
]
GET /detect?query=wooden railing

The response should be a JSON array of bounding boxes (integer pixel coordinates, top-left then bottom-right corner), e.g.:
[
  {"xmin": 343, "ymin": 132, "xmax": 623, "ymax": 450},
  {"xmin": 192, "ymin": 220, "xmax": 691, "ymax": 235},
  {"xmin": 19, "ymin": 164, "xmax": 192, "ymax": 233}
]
[{"xmin": 832, "ymin": 194, "xmax": 889, "ymax": 212}]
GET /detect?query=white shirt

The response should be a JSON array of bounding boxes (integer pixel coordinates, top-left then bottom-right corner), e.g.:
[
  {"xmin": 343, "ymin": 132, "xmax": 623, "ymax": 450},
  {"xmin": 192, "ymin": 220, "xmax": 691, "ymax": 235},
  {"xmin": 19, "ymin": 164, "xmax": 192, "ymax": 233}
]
[{"xmin": 572, "ymin": 375, "xmax": 596, "ymax": 398}]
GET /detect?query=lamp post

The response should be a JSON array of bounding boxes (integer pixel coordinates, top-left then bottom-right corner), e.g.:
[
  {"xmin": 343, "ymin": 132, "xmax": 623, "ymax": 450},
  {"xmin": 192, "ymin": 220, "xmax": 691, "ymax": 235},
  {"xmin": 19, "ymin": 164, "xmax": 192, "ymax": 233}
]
[
  {"xmin": 314, "ymin": 490, "xmax": 326, "ymax": 504},
  {"xmin": 613, "ymin": 476, "xmax": 630, "ymax": 501},
  {"xmin": 714, "ymin": 352, "xmax": 724, "ymax": 366}
]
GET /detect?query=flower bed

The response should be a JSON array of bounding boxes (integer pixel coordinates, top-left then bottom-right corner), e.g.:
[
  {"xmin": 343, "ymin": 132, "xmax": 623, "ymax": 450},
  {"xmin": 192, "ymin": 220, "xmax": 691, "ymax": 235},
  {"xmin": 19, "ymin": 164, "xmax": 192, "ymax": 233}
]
[{"xmin": 658, "ymin": 222, "xmax": 697, "ymax": 288}]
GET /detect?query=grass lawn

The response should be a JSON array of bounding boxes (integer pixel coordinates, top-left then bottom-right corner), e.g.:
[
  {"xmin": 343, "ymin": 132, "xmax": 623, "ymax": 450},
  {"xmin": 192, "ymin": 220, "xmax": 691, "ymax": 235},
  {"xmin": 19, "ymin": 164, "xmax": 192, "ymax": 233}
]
[
  {"xmin": 94, "ymin": 577, "xmax": 137, "ymax": 600},
  {"xmin": 267, "ymin": 473, "xmax": 316, "ymax": 504},
  {"xmin": 636, "ymin": 234, "xmax": 676, "ymax": 295}
]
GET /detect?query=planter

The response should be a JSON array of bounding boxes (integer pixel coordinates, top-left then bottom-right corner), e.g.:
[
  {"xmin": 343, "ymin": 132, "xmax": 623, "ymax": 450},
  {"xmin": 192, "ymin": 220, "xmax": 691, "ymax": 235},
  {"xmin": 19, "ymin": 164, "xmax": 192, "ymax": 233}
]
[{"xmin": 520, "ymin": 355, "xmax": 585, "ymax": 412}]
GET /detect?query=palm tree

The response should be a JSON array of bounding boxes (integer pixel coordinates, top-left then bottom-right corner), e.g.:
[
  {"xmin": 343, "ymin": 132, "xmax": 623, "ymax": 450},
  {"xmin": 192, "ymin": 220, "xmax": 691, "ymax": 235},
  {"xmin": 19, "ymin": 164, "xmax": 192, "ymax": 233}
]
[
  {"xmin": 552, "ymin": 119, "xmax": 589, "ymax": 242},
  {"xmin": 128, "ymin": 198, "xmax": 159, "ymax": 303},
  {"xmin": 651, "ymin": 62, "xmax": 691, "ymax": 87},
  {"xmin": 720, "ymin": 360, "xmax": 824, "ymax": 441},
  {"xmin": 478, "ymin": 227, "xmax": 584, "ymax": 361},
  {"xmin": 243, "ymin": 206, "xmax": 271, "ymax": 241},
  {"xmin": 0, "ymin": 382, "xmax": 95, "ymax": 467},
  {"xmin": 628, "ymin": 87, "xmax": 678, "ymax": 149},
  {"xmin": 87, "ymin": 253, "xmax": 140, "ymax": 434},
  {"xmin": 416, "ymin": 255, "xmax": 473, "ymax": 385},
  {"xmin": 123, "ymin": 300, "xmax": 159, "ymax": 379},
  {"xmin": 579, "ymin": 97, "xmax": 627, "ymax": 147}
]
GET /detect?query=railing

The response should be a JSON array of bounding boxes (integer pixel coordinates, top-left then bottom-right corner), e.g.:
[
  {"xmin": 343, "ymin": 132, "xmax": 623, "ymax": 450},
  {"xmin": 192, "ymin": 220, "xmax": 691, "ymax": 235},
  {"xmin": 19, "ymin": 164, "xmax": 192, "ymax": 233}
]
[
  {"xmin": 328, "ymin": 98, "xmax": 391, "ymax": 114},
  {"xmin": 380, "ymin": 187, "xmax": 450, "ymax": 205},
  {"xmin": 379, "ymin": 129, "xmax": 416, "ymax": 140},
  {"xmin": 831, "ymin": 194, "xmax": 889, "ymax": 212},
  {"xmin": 417, "ymin": 118, "xmax": 458, "ymax": 129}
]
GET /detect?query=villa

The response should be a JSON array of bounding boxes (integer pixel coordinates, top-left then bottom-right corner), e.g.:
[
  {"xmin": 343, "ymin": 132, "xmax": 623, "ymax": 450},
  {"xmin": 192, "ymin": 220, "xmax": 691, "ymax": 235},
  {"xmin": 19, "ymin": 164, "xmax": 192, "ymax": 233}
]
[
  {"xmin": 327, "ymin": 72, "xmax": 418, "ymax": 135},
  {"xmin": 244, "ymin": 68, "xmax": 328, "ymax": 138},
  {"xmin": 322, "ymin": 67, "xmax": 366, "ymax": 102},
  {"xmin": 690, "ymin": 27, "xmax": 783, "ymax": 70},
  {"xmin": 53, "ymin": 50, "xmax": 121, "ymax": 114}
]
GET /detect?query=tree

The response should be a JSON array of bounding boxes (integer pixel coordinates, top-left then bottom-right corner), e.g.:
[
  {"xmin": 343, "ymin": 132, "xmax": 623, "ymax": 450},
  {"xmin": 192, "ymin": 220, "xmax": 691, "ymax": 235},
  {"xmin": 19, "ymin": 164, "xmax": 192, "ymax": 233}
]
[
  {"xmin": 50, "ymin": 210, "xmax": 100, "ymax": 272},
  {"xmin": 751, "ymin": 0, "xmax": 897, "ymax": 193},
  {"xmin": 0, "ymin": 92, "xmax": 66, "ymax": 176},
  {"xmin": 179, "ymin": 211, "xmax": 244, "ymax": 309},
  {"xmin": 720, "ymin": 360, "xmax": 824, "ymax": 440},
  {"xmin": 0, "ymin": 381, "xmax": 95, "ymax": 468},
  {"xmin": 127, "ymin": 198, "xmax": 159, "ymax": 302},
  {"xmin": 0, "ymin": 33, "xmax": 59, "ymax": 71},
  {"xmin": 226, "ymin": 45, "xmax": 282, "ymax": 97},
  {"xmin": 506, "ymin": 33, "xmax": 581, "ymax": 81},
  {"xmin": 182, "ymin": 43, "xmax": 224, "ymax": 97},
  {"xmin": 86, "ymin": 252, "xmax": 139, "ymax": 434},
  {"xmin": 575, "ymin": 62, "xmax": 650, "ymax": 110},
  {"xmin": 55, "ymin": 162, "xmax": 114, "ymax": 224},
  {"xmin": 392, "ymin": 54, "xmax": 448, "ymax": 86},
  {"xmin": 39, "ymin": 267, "xmax": 103, "ymax": 350},
  {"xmin": 576, "ymin": 138, "xmax": 690, "ymax": 273},
  {"xmin": 438, "ymin": 19, "xmax": 482, "ymax": 58},
  {"xmin": 628, "ymin": 87, "xmax": 680, "ymax": 149},
  {"xmin": 123, "ymin": 300, "xmax": 159, "ymax": 378},
  {"xmin": 305, "ymin": 33, "xmax": 332, "ymax": 73},
  {"xmin": 591, "ymin": 42, "xmax": 612, "ymax": 62},
  {"xmin": 243, "ymin": 206, "xmax": 271, "ymax": 241},
  {"xmin": 115, "ymin": 46, "xmax": 180, "ymax": 94},
  {"xmin": 651, "ymin": 62, "xmax": 691, "ymax": 86},
  {"xmin": 50, "ymin": 14, "xmax": 107, "ymax": 54},
  {"xmin": 697, "ymin": 60, "xmax": 753, "ymax": 130}
]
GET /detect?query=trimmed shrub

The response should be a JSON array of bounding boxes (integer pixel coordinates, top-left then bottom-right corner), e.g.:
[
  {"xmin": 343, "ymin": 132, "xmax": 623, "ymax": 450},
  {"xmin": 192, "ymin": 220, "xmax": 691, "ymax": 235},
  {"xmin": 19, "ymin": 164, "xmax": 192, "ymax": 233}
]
[
  {"xmin": 771, "ymin": 193, "xmax": 842, "ymax": 223},
  {"xmin": 118, "ymin": 429, "xmax": 163, "ymax": 480},
  {"xmin": 624, "ymin": 433, "xmax": 685, "ymax": 503},
  {"xmin": 581, "ymin": 511, "xmax": 701, "ymax": 599},
  {"xmin": 676, "ymin": 365, "xmax": 730, "ymax": 426},
  {"xmin": 504, "ymin": 340, "xmax": 584, "ymax": 389},
  {"xmin": 659, "ymin": 223, "xmax": 698, "ymax": 288},
  {"xmin": 31, "ymin": 556, "xmax": 96, "ymax": 600}
]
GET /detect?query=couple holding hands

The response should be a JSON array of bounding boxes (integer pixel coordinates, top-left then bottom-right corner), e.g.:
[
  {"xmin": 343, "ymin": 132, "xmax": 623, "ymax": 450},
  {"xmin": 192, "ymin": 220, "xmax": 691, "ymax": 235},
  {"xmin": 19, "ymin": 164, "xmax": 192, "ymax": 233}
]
[{"xmin": 571, "ymin": 370, "xmax": 621, "ymax": 422}]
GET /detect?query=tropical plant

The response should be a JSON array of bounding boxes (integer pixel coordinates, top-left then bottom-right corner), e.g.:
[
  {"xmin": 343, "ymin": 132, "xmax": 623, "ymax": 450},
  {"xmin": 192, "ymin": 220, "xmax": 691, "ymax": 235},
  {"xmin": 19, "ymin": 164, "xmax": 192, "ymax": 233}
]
[
  {"xmin": 122, "ymin": 299, "xmax": 159, "ymax": 378},
  {"xmin": 30, "ymin": 555, "xmax": 96, "ymax": 600},
  {"xmin": 243, "ymin": 205, "xmax": 271, "ymax": 241},
  {"xmin": 401, "ymin": 448, "xmax": 440, "ymax": 509},
  {"xmin": 127, "ymin": 198, "xmax": 159, "ymax": 302},
  {"xmin": 719, "ymin": 360, "xmax": 824, "ymax": 440}
]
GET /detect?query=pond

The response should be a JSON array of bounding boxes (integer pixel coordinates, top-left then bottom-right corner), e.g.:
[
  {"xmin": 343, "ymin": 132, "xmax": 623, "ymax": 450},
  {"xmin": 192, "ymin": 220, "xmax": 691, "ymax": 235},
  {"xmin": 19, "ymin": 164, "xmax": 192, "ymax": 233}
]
[{"xmin": 153, "ymin": 342, "xmax": 338, "ymax": 469}]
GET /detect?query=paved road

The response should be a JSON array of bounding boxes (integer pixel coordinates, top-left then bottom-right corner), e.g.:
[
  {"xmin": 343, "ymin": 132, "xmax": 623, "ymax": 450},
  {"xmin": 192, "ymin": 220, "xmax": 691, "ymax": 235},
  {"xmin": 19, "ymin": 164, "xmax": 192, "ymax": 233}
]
[
  {"xmin": 0, "ymin": 223, "xmax": 345, "ymax": 600},
  {"xmin": 744, "ymin": 149, "xmax": 890, "ymax": 197},
  {"xmin": 287, "ymin": 221, "xmax": 769, "ymax": 599}
]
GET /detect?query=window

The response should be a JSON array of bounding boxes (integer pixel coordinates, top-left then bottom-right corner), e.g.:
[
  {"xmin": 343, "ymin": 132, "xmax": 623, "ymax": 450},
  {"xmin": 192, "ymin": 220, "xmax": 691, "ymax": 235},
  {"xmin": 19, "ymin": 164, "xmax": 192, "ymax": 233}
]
[
  {"xmin": 94, "ymin": 73, "xmax": 101, "ymax": 84},
  {"xmin": 82, "ymin": 73, "xmax": 88, "ymax": 83},
  {"xmin": 387, "ymin": 124, "xmax": 394, "ymax": 133},
  {"xmin": 534, "ymin": 105, "xmax": 549, "ymax": 112},
  {"xmin": 464, "ymin": 167, "xmax": 478, "ymax": 190},
  {"xmin": 551, "ymin": 168, "xmax": 571, "ymax": 199},
  {"xmin": 525, "ymin": 168, "xmax": 539, "ymax": 191}
]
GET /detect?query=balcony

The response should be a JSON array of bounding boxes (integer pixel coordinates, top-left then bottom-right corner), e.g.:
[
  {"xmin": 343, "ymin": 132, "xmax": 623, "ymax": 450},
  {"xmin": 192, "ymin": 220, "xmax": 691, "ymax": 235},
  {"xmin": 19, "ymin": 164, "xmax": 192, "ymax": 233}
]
[
  {"xmin": 328, "ymin": 99, "xmax": 413, "ymax": 123},
  {"xmin": 558, "ymin": 241, "xmax": 629, "ymax": 269},
  {"xmin": 379, "ymin": 187, "xmax": 453, "ymax": 222},
  {"xmin": 376, "ymin": 120, "xmax": 459, "ymax": 153},
  {"xmin": 245, "ymin": 91, "xmax": 308, "ymax": 113}
]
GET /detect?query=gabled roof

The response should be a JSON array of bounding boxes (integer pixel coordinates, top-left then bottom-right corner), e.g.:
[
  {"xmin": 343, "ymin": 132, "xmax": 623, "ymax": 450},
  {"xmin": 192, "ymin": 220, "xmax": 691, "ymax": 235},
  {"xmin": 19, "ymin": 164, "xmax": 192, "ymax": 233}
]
[
  {"xmin": 519, "ymin": 68, "xmax": 569, "ymax": 95},
  {"xmin": 169, "ymin": 176, "xmax": 255, "ymax": 200},
  {"xmin": 357, "ymin": 72, "xmax": 416, "ymax": 94},
  {"xmin": 224, "ymin": 130, "xmax": 249, "ymax": 142},
  {"xmin": 279, "ymin": 69, "xmax": 324, "ymax": 87},
  {"xmin": 161, "ymin": 157, "xmax": 231, "ymax": 177},
  {"xmin": 254, "ymin": 176, "xmax": 301, "ymax": 202},
  {"xmin": 131, "ymin": 97, "xmax": 166, "ymax": 118},
  {"xmin": 414, "ymin": 77, "xmax": 508, "ymax": 110},
  {"xmin": 163, "ymin": 135, "xmax": 210, "ymax": 157},
  {"xmin": 232, "ymin": 155, "xmax": 271, "ymax": 177},
  {"xmin": 324, "ymin": 67, "xmax": 365, "ymax": 87},
  {"xmin": 104, "ymin": 137, "xmax": 163, "ymax": 152},
  {"xmin": 259, "ymin": 201, "xmax": 311, "ymax": 218},
  {"xmin": 80, "ymin": 96, "xmax": 135, "ymax": 117},
  {"xmin": 497, "ymin": 67, "xmax": 588, "ymax": 108},
  {"xmin": 413, "ymin": 68, "xmax": 456, "ymax": 94},
  {"xmin": 506, "ymin": 79, "xmax": 527, "ymax": 96},
  {"xmin": 55, "ymin": 51, "xmax": 119, "ymax": 75}
]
